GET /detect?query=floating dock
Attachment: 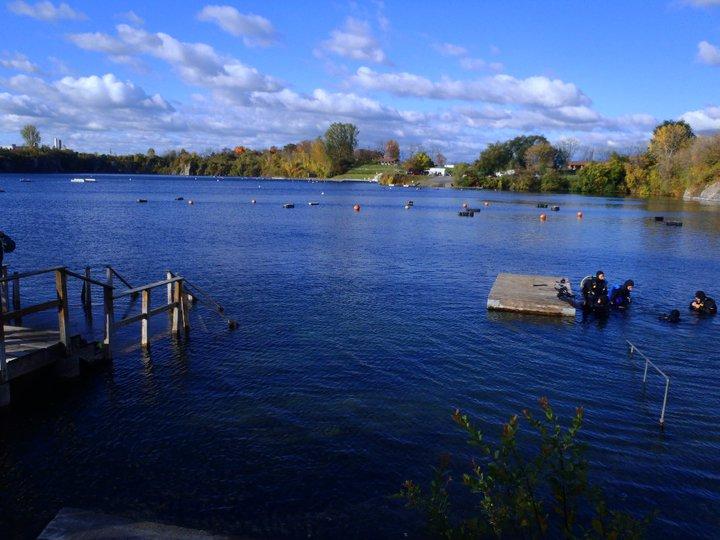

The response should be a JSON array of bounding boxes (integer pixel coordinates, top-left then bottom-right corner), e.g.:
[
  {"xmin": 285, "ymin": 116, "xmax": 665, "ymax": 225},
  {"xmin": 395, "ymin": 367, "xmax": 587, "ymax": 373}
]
[
  {"xmin": 39, "ymin": 508, "xmax": 229, "ymax": 539},
  {"xmin": 487, "ymin": 273, "xmax": 576, "ymax": 317}
]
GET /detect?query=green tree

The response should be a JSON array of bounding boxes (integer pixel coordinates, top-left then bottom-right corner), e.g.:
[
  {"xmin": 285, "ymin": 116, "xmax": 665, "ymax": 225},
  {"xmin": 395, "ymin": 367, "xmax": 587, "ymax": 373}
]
[
  {"xmin": 524, "ymin": 142, "xmax": 557, "ymax": 172},
  {"xmin": 573, "ymin": 153, "xmax": 628, "ymax": 195},
  {"xmin": 399, "ymin": 398, "xmax": 652, "ymax": 538},
  {"xmin": 405, "ymin": 151, "xmax": 434, "ymax": 172},
  {"xmin": 506, "ymin": 134, "xmax": 549, "ymax": 167},
  {"xmin": 325, "ymin": 122, "xmax": 359, "ymax": 175},
  {"xmin": 21, "ymin": 124, "xmax": 41, "ymax": 148},
  {"xmin": 474, "ymin": 142, "xmax": 513, "ymax": 176}
]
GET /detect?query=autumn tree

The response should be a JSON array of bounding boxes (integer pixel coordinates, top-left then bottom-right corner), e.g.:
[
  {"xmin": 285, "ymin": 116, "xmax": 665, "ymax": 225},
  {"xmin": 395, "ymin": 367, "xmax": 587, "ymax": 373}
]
[
  {"xmin": 21, "ymin": 124, "xmax": 41, "ymax": 148},
  {"xmin": 524, "ymin": 142, "xmax": 557, "ymax": 172},
  {"xmin": 434, "ymin": 152, "xmax": 447, "ymax": 167},
  {"xmin": 385, "ymin": 139, "xmax": 400, "ymax": 161},
  {"xmin": 325, "ymin": 122, "xmax": 359, "ymax": 175},
  {"xmin": 649, "ymin": 120, "xmax": 695, "ymax": 178},
  {"xmin": 405, "ymin": 151, "xmax": 434, "ymax": 172}
]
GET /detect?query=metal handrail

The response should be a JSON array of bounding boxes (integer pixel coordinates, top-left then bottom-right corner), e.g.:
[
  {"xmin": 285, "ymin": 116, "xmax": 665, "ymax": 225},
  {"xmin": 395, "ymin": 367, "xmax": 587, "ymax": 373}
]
[{"xmin": 627, "ymin": 340, "xmax": 670, "ymax": 427}]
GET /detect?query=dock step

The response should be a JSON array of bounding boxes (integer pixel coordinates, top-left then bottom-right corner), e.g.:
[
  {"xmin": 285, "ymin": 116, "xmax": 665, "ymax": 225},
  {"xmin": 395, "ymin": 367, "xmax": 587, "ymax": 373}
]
[{"xmin": 487, "ymin": 273, "xmax": 576, "ymax": 317}]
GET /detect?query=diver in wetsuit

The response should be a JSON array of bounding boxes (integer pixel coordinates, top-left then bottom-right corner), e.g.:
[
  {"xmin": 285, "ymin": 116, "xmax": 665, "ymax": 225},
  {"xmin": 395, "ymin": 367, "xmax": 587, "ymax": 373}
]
[
  {"xmin": 609, "ymin": 279, "xmax": 634, "ymax": 310},
  {"xmin": 690, "ymin": 291, "xmax": 717, "ymax": 315},
  {"xmin": 582, "ymin": 270, "xmax": 609, "ymax": 312}
]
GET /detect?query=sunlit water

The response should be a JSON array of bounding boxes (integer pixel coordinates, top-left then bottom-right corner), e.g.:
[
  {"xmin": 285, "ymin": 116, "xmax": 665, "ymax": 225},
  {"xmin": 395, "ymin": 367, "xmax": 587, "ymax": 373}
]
[{"xmin": 0, "ymin": 174, "xmax": 719, "ymax": 538}]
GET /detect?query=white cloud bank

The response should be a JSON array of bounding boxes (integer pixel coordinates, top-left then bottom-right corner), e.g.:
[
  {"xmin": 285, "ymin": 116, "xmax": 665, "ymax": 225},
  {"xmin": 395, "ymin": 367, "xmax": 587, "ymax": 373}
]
[
  {"xmin": 315, "ymin": 18, "xmax": 387, "ymax": 64},
  {"xmin": 8, "ymin": 0, "xmax": 85, "ymax": 21},
  {"xmin": 198, "ymin": 5, "xmax": 277, "ymax": 47}
]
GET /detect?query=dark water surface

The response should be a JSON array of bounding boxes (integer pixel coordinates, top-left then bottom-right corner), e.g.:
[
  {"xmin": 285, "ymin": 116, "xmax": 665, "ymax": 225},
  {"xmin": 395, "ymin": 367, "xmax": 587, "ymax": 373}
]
[{"xmin": 0, "ymin": 174, "xmax": 719, "ymax": 538}]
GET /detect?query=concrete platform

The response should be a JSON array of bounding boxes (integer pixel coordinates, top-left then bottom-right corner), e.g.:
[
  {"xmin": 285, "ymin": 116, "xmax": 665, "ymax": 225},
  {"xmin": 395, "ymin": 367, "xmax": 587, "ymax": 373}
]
[
  {"xmin": 38, "ymin": 507, "xmax": 235, "ymax": 539},
  {"xmin": 4, "ymin": 325, "xmax": 64, "ymax": 380},
  {"xmin": 487, "ymin": 273, "xmax": 576, "ymax": 317}
]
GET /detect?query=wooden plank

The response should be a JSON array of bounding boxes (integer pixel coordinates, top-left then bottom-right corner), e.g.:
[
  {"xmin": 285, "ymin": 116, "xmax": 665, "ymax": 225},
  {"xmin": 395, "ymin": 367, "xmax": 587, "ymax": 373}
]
[
  {"xmin": 0, "ymin": 266, "xmax": 7, "ymax": 313},
  {"xmin": 141, "ymin": 289, "xmax": 150, "ymax": 347},
  {"xmin": 0, "ymin": 266, "xmax": 63, "ymax": 284},
  {"xmin": 55, "ymin": 269, "xmax": 70, "ymax": 350},
  {"xmin": 114, "ymin": 302, "xmax": 179, "ymax": 329},
  {"xmin": 171, "ymin": 281, "xmax": 180, "ymax": 334},
  {"xmin": 114, "ymin": 276, "xmax": 182, "ymax": 299},
  {"xmin": 1, "ymin": 299, "xmax": 60, "ymax": 322},
  {"xmin": 64, "ymin": 268, "xmax": 113, "ymax": 289},
  {"xmin": 0, "ymin": 321, "xmax": 7, "ymax": 384},
  {"xmin": 103, "ymin": 284, "xmax": 114, "ymax": 360},
  {"xmin": 487, "ymin": 273, "xmax": 576, "ymax": 317},
  {"xmin": 180, "ymin": 280, "xmax": 190, "ymax": 332}
]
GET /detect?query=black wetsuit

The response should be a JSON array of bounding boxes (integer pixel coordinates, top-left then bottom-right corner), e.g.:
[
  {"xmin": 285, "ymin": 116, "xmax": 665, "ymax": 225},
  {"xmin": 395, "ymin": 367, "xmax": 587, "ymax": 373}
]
[
  {"xmin": 690, "ymin": 296, "xmax": 717, "ymax": 315},
  {"xmin": 582, "ymin": 277, "xmax": 608, "ymax": 310},
  {"xmin": 610, "ymin": 285, "xmax": 632, "ymax": 309}
]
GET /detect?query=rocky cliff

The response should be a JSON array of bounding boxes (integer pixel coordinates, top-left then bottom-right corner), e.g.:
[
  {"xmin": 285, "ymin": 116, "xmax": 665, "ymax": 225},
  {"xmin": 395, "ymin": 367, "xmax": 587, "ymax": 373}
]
[{"xmin": 684, "ymin": 180, "xmax": 720, "ymax": 201}]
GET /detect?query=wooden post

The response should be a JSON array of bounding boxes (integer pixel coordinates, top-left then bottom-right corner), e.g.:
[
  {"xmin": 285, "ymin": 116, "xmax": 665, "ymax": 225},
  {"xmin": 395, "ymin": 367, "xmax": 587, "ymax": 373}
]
[
  {"xmin": 0, "ymin": 265, "xmax": 8, "ymax": 314},
  {"xmin": 11, "ymin": 272, "xmax": 21, "ymax": 325},
  {"xmin": 103, "ymin": 285, "xmax": 114, "ymax": 360},
  {"xmin": 171, "ymin": 281, "xmax": 181, "ymax": 335},
  {"xmin": 179, "ymin": 280, "xmax": 190, "ymax": 333},
  {"xmin": 0, "ymin": 319, "xmax": 9, "ymax": 406},
  {"xmin": 83, "ymin": 266, "xmax": 92, "ymax": 311},
  {"xmin": 55, "ymin": 268, "xmax": 70, "ymax": 353},
  {"xmin": 166, "ymin": 271, "xmax": 173, "ymax": 305},
  {"xmin": 141, "ymin": 289, "xmax": 151, "ymax": 348}
]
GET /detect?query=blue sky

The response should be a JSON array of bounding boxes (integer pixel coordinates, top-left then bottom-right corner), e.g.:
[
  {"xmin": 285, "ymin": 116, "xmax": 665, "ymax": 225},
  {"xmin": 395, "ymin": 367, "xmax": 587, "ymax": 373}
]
[{"xmin": 2, "ymin": 0, "xmax": 720, "ymax": 159}]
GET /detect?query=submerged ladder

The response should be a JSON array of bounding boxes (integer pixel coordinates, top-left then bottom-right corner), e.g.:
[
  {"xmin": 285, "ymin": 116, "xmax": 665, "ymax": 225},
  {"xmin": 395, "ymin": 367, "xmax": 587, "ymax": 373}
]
[{"xmin": 627, "ymin": 340, "xmax": 670, "ymax": 428}]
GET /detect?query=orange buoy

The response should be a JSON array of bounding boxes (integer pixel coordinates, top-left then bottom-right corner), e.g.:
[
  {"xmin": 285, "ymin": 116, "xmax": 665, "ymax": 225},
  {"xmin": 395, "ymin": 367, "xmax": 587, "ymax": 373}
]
[
  {"xmin": 353, "ymin": 203, "xmax": 361, "ymax": 212},
  {"xmin": 577, "ymin": 211, "xmax": 583, "ymax": 218},
  {"xmin": 251, "ymin": 199, "xmax": 256, "ymax": 204},
  {"xmin": 539, "ymin": 213, "xmax": 547, "ymax": 221},
  {"xmin": 188, "ymin": 200, "xmax": 194, "ymax": 205},
  {"xmin": 484, "ymin": 201, "xmax": 489, "ymax": 207}
]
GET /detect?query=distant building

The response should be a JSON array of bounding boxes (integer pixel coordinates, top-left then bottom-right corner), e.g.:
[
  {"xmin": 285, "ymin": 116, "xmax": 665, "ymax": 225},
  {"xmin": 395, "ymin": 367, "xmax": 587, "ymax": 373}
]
[
  {"xmin": 427, "ymin": 166, "xmax": 451, "ymax": 176},
  {"xmin": 0, "ymin": 144, "xmax": 17, "ymax": 150},
  {"xmin": 379, "ymin": 157, "xmax": 399, "ymax": 166},
  {"xmin": 567, "ymin": 161, "xmax": 588, "ymax": 171},
  {"xmin": 494, "ymin": 169, "xmax": 516, "ymax": 177},
  {"xmin": 53, "ymin": 138, "xmax": 62, "ymax": 150}
]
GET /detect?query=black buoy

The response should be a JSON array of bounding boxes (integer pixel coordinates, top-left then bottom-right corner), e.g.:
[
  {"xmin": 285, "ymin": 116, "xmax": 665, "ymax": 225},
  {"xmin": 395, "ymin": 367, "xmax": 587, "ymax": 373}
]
[
  {"xmin": 654, "ymin": 216, "xmax": 664, "ymax": 222},
  {"xmin": 228, "ymin": 320, "xmax": 238, "ymax": 330},
  {"xmin": 666, "ymin": 221, "xmax": 683, "ymax": 227},
  {"xmin": 175, "ymin": 196, "xmax": 184, "ymax": 201},
  {"xmin": 137, "ymin": 198, "xmax": 148, "ymax": 203}
]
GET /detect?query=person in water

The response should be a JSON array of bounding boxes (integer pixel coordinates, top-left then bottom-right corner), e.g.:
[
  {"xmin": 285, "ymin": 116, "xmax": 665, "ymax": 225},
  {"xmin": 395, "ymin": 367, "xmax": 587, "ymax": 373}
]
[
  {"xmin": 609, "ymin": 279, "xmax": 635, "ymax": 309},
  {"xmin": 582, "ymin": 270, "xmax": 609, "ymax": 311},
  {"xmin": 689, "ymin": 291, "xmax": 717, "ymax": 315},
  {"xmin": 659, "ymin": 309, "xmax": 681, "ymax": 323}
]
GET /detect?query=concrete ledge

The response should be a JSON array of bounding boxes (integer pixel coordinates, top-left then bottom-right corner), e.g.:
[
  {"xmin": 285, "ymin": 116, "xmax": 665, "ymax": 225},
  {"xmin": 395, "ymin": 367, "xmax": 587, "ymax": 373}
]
[
  {"xmin": 487, "ymin": 273, "xmax": 576, "ymax": 317},
  {"xmin": 39, "ymin": 507, "xmax": 233, "ymax": 539}
]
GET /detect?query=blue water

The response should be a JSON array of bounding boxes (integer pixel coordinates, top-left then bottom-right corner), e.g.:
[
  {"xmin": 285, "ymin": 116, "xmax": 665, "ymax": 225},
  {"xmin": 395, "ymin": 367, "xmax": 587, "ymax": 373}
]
[{"xmin": 0, "ymin": 174, "xmax": 719, "ymax": 538}]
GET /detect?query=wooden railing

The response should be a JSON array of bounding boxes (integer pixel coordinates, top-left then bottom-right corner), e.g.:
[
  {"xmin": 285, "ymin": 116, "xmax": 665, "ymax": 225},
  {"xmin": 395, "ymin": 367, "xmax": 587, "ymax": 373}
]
[{"xmin": 0, "ymin": 266, "xmax": 192, "ymax": 383}]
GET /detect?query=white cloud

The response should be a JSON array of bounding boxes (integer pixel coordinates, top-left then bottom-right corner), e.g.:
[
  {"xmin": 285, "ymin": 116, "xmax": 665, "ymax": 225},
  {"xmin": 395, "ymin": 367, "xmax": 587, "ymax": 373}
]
[
  {"xmin": 117, "ymin": 10, "xmax": 143, "ymax": 26},
  {"xmin": 681, "ymin": 105, "xmax": 720, "ymax": 130},
  {"xmin": 682, "ymin": 0, "xmax": 720, "ymax": 6},
  {"xmin": 697, "ymin": 40, "xmax": 720, "ymax": 65},
  {"xmin": 8, "ymin": 0, "xmax": 85, "ymax": 21},
  {"xmin": 198, "ymin": 5, "xmax": 277, "ymax": 47},
  {"xmin": 54, "ymin": 73, "xmax": 171, "ymax": 110},
  {"xmin": 316, "ymin": 18, "xmax": 387, "ymax": 64},
  {"xmin": 351, "ymin": 67, "xmax": 590, "ymax": 108},
  {"xmin": 433, "ymin": 42, "xmax": 467, "ymax": 57},
  {"xmin": 0, "ymin": 52, "xmax": 38, "ymax": 73},
  {"xmin": 68, "ymin": 24, "xmax": 280, "ymax": 93}
]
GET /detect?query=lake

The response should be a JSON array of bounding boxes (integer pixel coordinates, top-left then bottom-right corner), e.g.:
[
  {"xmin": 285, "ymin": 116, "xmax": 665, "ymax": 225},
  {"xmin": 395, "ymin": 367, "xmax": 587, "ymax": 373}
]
[{"xmin": 0, "ymin": 174, "xmax": 719, "ymax": 538}]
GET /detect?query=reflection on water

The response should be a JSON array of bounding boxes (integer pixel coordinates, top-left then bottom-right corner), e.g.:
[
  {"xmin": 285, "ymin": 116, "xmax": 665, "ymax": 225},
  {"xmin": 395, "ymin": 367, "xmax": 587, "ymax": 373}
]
[{"xmin": 0, "ymin": 175, "xmax": 719, "ymax": 538}]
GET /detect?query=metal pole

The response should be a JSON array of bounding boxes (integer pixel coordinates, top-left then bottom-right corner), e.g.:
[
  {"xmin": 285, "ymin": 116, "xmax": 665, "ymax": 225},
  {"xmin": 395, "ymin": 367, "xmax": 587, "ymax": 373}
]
[
  {"xmin": 642, "ymin": 359, "xmax": 649, "ymax": 383},
  {"xmin": 660, "ymin": 379, "xmax": 670, "ymax": 426}
]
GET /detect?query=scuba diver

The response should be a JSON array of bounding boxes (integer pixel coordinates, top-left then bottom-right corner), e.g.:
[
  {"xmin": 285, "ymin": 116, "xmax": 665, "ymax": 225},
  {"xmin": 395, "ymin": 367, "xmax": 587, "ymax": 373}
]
[
  {"xmin": 581, "ymin": 270, "xmax": 609, "ymax": 314},
  {"xmin": 659, "ymin": 309, "xmax": 681, "ymax": 323},
  {"xmin": 689, "ymin": 291, "xmax": 717, "ymax": 315},
  {"xmin": 609, "ymin": 279, "xmax": 634, "ymax": 310}
]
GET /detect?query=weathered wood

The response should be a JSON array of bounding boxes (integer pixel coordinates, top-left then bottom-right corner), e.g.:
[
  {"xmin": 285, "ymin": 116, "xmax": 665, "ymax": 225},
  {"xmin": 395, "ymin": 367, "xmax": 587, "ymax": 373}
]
[
  {"xmin": 63, "ymin": 268, "xmax": 113, "ymax": 289},
  {"xmin": 0, "ymin": 265, "xmax": 8, "ymax": 313},
  {"xmin": 115, "ymin": 276, "xmax": 182, "ymax": 299},
  {"xmin": 0, "ymin": 266, "xmax": 63, "ymax": 283},
  {"xmin": 3, "ymin": 325, "xmax": 63, "ymax": 379},
  {"xmin": 103, "ymin": 283, "xmax": 114, "ymax": 360},
  {"xmin": 1, "ymin": 299, "xmax": 61, "ymax": 322},
  {"xmin": 167, "ymin": 271, "xmax": 174, "ymax": 304},
  {"xmin": 171, "ymin": 281, "xmax": 181, "ymax": 334},
  {"xmin": 487, "ymin": 273, "xmax": 576, "ymax": 317},
  {"xmin": 180, "ymin": 280, "xmax": 190, "ymax": 333},
  {"xmin": 0, "ymin": 321, "xmax": 7, "ymax": 384},
  {"xmin": 114, "ymin": 302, "xmax": 179, "ymax": 329},
  {"xmin": 55, "ymin": 269, "xmax": 71, "ymax": 351},
  {"xmin": 11, "ymin": 272, "xmax": 21, "ymax": 325},
  {"xmin": 141, "ymin": 289, "xmax": 150, "ymax": 347}
]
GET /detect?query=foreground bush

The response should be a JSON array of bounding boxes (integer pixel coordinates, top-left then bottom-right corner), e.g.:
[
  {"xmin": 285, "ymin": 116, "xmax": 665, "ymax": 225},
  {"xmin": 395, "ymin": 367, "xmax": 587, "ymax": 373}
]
[{"xmin": 399, "ymin": 398, "xmax": 652, "ymax": 539}]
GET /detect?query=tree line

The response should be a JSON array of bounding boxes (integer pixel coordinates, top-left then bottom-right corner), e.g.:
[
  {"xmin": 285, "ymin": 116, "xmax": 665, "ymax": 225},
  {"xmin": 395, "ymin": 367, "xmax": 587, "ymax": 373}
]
[{"xmin": 3, "ymin": 120, "xmax": 717, "ymax": 198}]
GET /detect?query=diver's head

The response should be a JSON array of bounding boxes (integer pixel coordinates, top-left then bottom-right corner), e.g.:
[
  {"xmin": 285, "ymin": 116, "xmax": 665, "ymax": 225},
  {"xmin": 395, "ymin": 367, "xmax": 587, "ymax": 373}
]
[
  {"xmin": 596, "ymin": 270, "xmax": 605, "ymax": 281},
  {"xmin": 695, "ymin": 290, "xmax": 706, "ymax": 302},
  {"xmin": 625, "ymin": 279, "xmax": 634, "ymax": 292}
]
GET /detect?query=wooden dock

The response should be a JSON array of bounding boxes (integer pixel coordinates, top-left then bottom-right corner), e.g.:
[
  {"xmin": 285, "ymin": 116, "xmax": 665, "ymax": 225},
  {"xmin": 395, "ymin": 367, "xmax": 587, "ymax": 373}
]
[
  {"xmin": 0, "ymin": 265, "xmax": 193, "ymax": 407},
  {"xmin": 487, "ymin": 273, "xmax": 576, "ymax": 317}
]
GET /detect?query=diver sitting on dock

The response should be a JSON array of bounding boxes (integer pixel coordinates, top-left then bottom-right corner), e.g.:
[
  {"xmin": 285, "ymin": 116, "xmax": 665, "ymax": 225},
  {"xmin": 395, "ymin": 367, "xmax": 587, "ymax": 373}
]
[
  {"xmin": 609, "ymin": 279, "xmax": 634, "ymax": 309},
  {"xmin": 0, "ymin": 230, "xmax": 16, "ymax": 266},
  {"xmin": 689, "ymin": 291, "xmax": 717, "ymax": 315},
  {"xmin": 581, "ymin": 270, "xmax": 609, "ymax": 311}
]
